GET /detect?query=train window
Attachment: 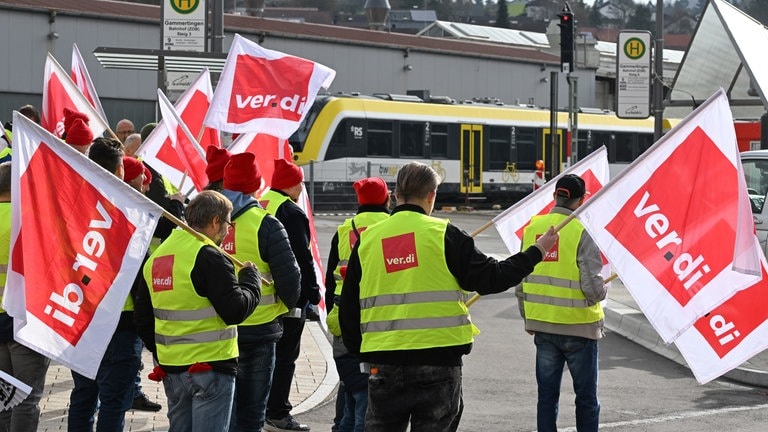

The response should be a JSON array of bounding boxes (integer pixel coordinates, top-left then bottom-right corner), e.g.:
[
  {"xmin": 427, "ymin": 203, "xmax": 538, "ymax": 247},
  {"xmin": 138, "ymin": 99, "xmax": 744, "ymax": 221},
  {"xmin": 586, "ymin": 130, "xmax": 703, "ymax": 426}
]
[
  {"xmin": 638, "ymin": 133, "xmax": 654, "ymax": 154},
  {"xmin": 592, "ymin": 132, "xmax": 615, "ymax": 162},
  {"xmin": 431, "ymin": 124, "xmax": 448, "ymax": 157},
  {"xmin": 489, "ymin": 127, "xmax": 511, "ymax": 170},
  {"xmin": 367, "ymin": 120, "xmax": 393, "ymax": 156},
  {"xmin": 516, "ymin": 127, "xmax": 538, "ymax": 170},
  {"xmin": 613, "ymin": 133, "xmax": 636, "ymax": 163},
  {"xmin": 400, "ymin": 122, "xmax": 425, "ymax": 157}
]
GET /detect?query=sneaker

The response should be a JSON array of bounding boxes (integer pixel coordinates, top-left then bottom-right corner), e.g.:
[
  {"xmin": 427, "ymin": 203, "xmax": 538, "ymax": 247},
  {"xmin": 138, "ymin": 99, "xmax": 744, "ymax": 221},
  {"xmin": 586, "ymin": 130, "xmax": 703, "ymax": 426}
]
[
  {"xmin": 264, "ymin": 415, "xmax": 311, "ymax": 431},
  {"xmin": 132, "ymin": 392, "xmax": 162, "ymax": 412}
]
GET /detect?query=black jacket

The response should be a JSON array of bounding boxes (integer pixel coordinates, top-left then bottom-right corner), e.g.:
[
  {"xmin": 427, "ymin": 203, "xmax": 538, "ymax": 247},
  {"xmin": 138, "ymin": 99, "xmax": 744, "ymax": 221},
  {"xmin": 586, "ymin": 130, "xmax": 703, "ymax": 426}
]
[{"xmin": 270, "ymin": 189, "xmax": 321, "ymax": 309}]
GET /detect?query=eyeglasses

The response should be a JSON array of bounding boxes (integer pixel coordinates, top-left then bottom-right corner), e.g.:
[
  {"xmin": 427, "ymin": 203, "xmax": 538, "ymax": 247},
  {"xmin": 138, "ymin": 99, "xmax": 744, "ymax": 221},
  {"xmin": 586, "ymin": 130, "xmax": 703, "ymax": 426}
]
[{"xmin": 224, "ymin": 220, "xmax": 235, "ymax": 231}]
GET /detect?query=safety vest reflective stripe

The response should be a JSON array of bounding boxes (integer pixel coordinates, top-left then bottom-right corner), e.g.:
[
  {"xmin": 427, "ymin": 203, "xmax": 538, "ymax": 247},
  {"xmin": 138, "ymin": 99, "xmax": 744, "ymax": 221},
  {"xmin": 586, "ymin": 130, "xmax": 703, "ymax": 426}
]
[
  {"xmin": 153, "ymin": 306, "xmax": 218, "ymax": 321},
  {"xmin": 360, "ymin": 290, "xmax": 463, "ymax": 309},
  {"xmin": 522, "ymin": 292, "xmax": 591, "ymax": 308},
  {"xmin": 257, "ymin": 293, "xmax": 279, "ymax": 306},
  {"xmin": 0, "ymin": 264, "xmax": 8, "ymax": 273},
  {"xmin": 524, "ymin": 274, "xmax": 582, "ymax": 290},
  {"xmin": 155, "ymin": 327, "xmax": 237, "ymax": 346},
  {"xmin": 361, "ymin": 315, "xmax": 471, "ymax": 333}
]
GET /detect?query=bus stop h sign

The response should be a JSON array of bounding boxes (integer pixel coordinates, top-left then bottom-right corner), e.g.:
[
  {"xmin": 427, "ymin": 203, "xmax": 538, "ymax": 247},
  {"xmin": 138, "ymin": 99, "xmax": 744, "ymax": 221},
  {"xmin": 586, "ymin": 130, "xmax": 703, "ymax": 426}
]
[{"xmin": 616, "ymin": 31, "xmax": 652, "ymax": 119}]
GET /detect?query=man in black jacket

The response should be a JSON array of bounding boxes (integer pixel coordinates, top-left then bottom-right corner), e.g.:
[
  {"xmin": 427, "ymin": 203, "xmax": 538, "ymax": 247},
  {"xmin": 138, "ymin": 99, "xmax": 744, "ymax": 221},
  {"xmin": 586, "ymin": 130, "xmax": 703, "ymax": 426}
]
[
  {"xmin": 134, "ymin": 190, "xmax": 261, "ymax": 431},
  {"xmin": 339, "ymin": 161, "xmax": 558, "ymax": 432},
  {"xmin": 220, "ymin": 152, "xmax": 302, "ymax": 432},
  {"xmin": 260, "ymin": 159, "xmax": 321, "ymax": 432}
]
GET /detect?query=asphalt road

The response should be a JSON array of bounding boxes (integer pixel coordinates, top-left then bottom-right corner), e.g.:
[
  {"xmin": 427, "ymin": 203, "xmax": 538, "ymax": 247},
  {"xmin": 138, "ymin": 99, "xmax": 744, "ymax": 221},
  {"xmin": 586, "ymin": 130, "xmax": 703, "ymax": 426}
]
[{"xmin": 295, "ymin": 211, "xmax": 768, "ymax": 431}]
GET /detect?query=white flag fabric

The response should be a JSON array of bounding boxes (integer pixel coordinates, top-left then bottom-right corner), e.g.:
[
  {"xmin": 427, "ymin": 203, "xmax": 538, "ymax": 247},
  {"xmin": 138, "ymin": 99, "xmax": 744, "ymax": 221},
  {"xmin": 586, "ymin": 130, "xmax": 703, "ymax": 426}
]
[
  {"xmin": 675, "ymin": 256, "xmax": 768, "ymax": 384},
  {"xmin": 492, "ymin": 146, "xmax": 609, "ymax": 254},
  {"xmin": 136, "ymin": 68, "xmax": 218, "ymax": 196},
  {"xmin": 41, "ymin": 53, "xmax": 108, "ymax": 139},
  {"xmin": 5, "ymin": 112, "xmax": 162, "ymax": 379},
  {"xmin": 574, "ymin": 89, "xmax": 762, "ymax": 343},
  {"xmin": 0, "ymin": 369, "xmax": 32, "ymax": 412},
  {"xmin": 70, "ymin": 43, "xmax": 109, "ymax": 127},
  {"xmin": 204, "ymin": 34, "xmax": 336, "ymax": 139}
]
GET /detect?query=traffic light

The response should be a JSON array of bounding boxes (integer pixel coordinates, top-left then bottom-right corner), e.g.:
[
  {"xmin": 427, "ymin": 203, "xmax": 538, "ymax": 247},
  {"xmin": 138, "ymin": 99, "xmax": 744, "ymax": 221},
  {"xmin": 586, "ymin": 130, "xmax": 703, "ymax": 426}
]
[{"xmin": 558, "ymin": 5, "xmax": 574, "ymax": 73}]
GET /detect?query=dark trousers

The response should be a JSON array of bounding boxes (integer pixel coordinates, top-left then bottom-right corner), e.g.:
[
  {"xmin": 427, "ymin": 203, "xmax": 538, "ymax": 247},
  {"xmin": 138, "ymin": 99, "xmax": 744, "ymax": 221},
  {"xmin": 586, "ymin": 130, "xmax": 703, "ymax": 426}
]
[
  {"xmin": 365, "ymin": 364, "xmax": 463, "ymax": 432},
  {"xmin": 266, "ymin": 317, "xmax": 305, "ymax": 419}
]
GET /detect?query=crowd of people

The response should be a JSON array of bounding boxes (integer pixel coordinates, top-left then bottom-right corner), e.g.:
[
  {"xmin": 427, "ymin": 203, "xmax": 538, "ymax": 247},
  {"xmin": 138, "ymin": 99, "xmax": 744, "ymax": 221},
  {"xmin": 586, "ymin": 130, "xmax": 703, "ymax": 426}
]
[{"xmin": 0, "ymin": 104, "xmax": 607, "ymax": 432}]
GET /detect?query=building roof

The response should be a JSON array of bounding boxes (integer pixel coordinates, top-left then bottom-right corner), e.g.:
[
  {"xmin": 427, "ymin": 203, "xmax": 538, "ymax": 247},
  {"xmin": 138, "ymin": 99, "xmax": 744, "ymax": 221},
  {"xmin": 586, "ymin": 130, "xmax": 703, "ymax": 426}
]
[{"xmin": 666, "ymin": 0, "xmax": 768, "ymax": 119}]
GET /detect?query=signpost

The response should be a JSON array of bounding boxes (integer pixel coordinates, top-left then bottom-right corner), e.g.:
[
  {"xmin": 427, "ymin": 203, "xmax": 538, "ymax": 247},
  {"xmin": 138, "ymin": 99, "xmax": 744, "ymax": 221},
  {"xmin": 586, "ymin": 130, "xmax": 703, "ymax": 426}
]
[
  {"xmin": 161, "ymin": 0, "xmax": 207, "ymax": 101},
  {"xmin": 162, "ymin": 0, "xmax": 206, "ymax": 52},
  {"xmin": 616, "ymin": 31, "xmax": 652, "ymax": 119}
]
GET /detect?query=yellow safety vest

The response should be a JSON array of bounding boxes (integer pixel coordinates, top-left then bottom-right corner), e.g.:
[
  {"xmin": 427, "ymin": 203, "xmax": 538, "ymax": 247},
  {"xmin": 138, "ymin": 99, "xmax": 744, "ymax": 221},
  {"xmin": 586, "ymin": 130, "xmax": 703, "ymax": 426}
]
[
  {"xmin": 0, "ymin": 203, "xmax": 10, "ymax": 313},
  {"xmin": 521, "ymin": 213, "xmax": 604, "ymax": 325},
  {"xmin": 357, "ymin": 212, "xmax": 476, "ymax": 353},
  {"xmin": 326, "ymin": 211, "xmax": 389, "ymax": 336},
  {"xmin": 227, "ymin": 207, "xmax": 288, "ymax": 326},
  {"xmin": 143, "ymin": 230, "xmax": 238, "ymax": 366},
  {"xmin": 259, "ymin": 189, "xmax": 290, "ymax": 216}
]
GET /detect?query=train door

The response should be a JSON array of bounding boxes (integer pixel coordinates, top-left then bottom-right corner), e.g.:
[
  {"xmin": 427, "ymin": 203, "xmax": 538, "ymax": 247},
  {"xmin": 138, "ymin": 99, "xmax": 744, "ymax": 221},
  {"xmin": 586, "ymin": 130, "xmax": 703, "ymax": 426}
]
[
  {"xmin": 541, "ymin": 128, "xmax": 564, "ymax": 178},
  {"xmin": 460, "ymin": 124, "xmax": 483, "ymax": 194}
]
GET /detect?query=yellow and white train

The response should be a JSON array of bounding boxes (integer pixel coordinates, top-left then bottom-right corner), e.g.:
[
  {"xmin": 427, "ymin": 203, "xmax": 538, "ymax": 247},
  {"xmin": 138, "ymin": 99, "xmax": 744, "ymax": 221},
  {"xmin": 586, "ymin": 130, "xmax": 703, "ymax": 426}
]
[{"xmin": 288, "ymin": 93, "xmax": 676, "ymax": 208}]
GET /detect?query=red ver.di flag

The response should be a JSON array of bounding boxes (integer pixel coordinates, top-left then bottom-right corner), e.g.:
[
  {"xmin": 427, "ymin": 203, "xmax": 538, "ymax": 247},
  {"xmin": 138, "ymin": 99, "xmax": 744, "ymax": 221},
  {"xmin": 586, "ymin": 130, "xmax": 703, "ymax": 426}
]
[
  {"xmin": 204, "ymin": 33, "xmax": 336, "ymax": 139},
  {"xmin": 157, "ymin": 89, "xmax": 209, "ymax": 192},
  {"xmin": 574, "ymin": 89, "xmax": 762, "ymax": 343},
  {"xmin": 492, "ymin": 146, "xmax": 609, "ymax": 255},
  {"xmin": 675, "ymin": 256, "xmax": 768, "ymax": 384},
  {"xmin": 137, "ymin": 68, "xmax": 219, "ymax": 196},
  {"xmin": 42, "ymin": 53, "xmax": 108, "ymax": 139},
  {"xmin": 5, "ymin": 112, "xmax": 161, "ymax": 379}
]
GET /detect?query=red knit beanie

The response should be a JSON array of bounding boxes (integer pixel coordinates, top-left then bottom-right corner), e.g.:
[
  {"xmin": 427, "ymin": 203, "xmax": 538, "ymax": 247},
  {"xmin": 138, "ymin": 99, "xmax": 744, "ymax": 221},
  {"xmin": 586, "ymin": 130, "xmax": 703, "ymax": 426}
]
[
  {"xmin": 224, "ymin": 152, "xmax": 262, "ymax": 195},
  {"xmin": 123, "ymin": 156, "xmax": 144, "ymax": 182},
  {"xmin": 271, "ymin": 159, "xmax": 303, "ymax": 190},
  {"xmin": 142, "ymin": 164, "xmax": 152, "ymax": 186},
  {"xmin": 205, "ymin": 145, "xmax": 232, "ymax": 183},
  {"xmin": 63, "ymin": 109, "xmax": 93, "ymax": 147},
  {"xmin": 353, "ymin": 177, "xmax": 389, "ymax": 206}
]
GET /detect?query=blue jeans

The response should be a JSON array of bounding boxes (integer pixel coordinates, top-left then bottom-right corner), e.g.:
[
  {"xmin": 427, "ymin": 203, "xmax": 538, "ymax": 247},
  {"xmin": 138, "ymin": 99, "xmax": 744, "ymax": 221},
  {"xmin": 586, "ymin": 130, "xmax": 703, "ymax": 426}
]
[
  {"xmin": 0, "ymin": 340, "xmax": 51, "ymax": 432},
  {"xmin": 68, "ymin": 329, "xmax": 142, "ymax": 432},
  {"xmin": 230, "ymin": 341, "xmax": 276, "ymax": 432},
  {"xmin": 163, "ymin": 370, "xmax": 235, "ymax": 432},
  {"xmin": 534, "ymin": 332, "xmax": 600, "ymax": 432},
  {"xmin": 365, "ymin": 364, "xmax": 463, "ymax": 432},
  {"xmin": 339, "ymin": 387, "xmax": 367, "ymax": 432}
]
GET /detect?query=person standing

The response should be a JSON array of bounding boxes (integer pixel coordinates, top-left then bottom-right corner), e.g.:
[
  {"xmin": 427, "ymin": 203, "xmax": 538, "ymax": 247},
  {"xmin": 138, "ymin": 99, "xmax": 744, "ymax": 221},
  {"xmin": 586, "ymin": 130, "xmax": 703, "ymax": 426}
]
[
  {"xmin": 221, "ymin": 152, "xmax": 301, "ymax": 432},
  {"xmin": 339, "ymin": 161, "xmax": 558, "ymax": 432},
  {"xmin": 0, "ymin": 161, "xmax": 51, "ymax": 432},
  {"xmin": 325, "ymin": 177, "xmax": 390, "ymax": 432},
  {"xmin": 261, "ymin": 159, "xmax": 320, "ymax": 432},
  {"xmin": 517, "ymin": 174, "xmax": 606, "ymax": 432},
  {"xmin": 134, "ymin": 190, "xmax": 261, "ymax": 431},
  {"xmin": 67, "ymin": 138, "xmax": 142, "ymax": 432}
]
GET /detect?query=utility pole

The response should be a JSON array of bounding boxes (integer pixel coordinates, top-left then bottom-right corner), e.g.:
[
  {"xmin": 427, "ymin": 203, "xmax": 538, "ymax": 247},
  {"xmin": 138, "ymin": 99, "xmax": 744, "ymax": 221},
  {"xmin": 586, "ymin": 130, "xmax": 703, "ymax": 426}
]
[{"xmin": 653, "ymin": 0, "xmax": 664, "ymax": 141}]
